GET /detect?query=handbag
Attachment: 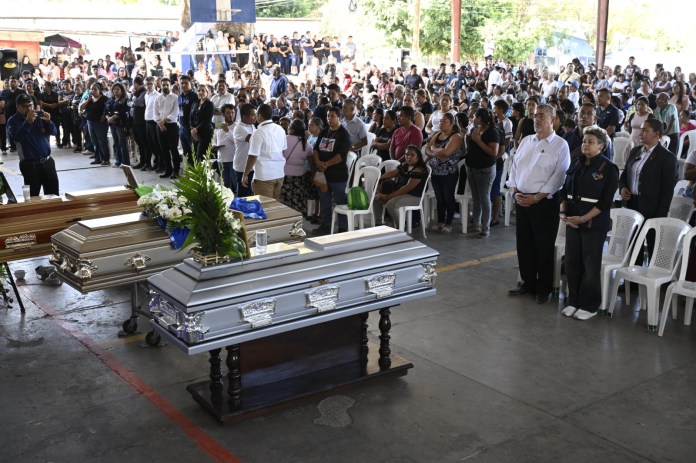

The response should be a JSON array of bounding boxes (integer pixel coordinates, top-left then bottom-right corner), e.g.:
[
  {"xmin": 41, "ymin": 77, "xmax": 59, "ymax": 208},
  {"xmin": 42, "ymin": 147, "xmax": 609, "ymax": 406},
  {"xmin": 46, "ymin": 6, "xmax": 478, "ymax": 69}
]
[{"xmin": 313, "ymin": 171, "xmax": 328, "ymax": 192}]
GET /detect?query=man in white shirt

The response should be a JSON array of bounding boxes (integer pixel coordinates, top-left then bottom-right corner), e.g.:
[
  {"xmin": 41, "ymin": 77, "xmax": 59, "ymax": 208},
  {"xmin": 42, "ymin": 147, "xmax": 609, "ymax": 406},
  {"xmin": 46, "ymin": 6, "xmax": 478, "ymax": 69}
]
[
  {"xmin": 154, "ymin": 77, "xmax": 180, "ymax": 179},
  {"xmin": 487, "ymin": 65, "xmax": 502, "ymax": 94},
  {"xmin": 211, "ymin": 81, "xmax": 235, "ymax": 140},
  {"xmin": 215, "ymin": 30, "xmax": 231, "ymax": 72},
  {"xmin": 233, "ymin": 103, "xmax": 256, "ymax": 197},
  {"xmin": 216, "ymin": 103, "xmax": 237, "ymax": 190},
  {"xmin": 143, "ymin": 76, "xmax": 163, "ymax": 173},
  {"xmin": 506, "ymin": 104, "xmax": 570, "ymax": 304},
  {"xmin": 242, "ymin": 104, "xmax": 287, "ymax": 200}
]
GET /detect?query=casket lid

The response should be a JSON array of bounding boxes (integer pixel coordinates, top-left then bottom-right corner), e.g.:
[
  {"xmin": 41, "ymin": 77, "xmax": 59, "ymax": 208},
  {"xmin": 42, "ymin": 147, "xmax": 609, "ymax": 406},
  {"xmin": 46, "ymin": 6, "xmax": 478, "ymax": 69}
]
[{"xmin": 51, "ymin": 212, "xmax": 167, "ymax": 254}]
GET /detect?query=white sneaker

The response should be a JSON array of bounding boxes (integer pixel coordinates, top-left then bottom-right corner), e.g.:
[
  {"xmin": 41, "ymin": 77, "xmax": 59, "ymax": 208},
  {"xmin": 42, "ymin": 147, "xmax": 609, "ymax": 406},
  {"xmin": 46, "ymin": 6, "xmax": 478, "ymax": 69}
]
[
  {"xmin": 573, "ymin": 309, "xmax": 597, "ymax": 321},
  {"xmin": 561, "ymin": 305, "xmax": 577, "ymax": 317}
]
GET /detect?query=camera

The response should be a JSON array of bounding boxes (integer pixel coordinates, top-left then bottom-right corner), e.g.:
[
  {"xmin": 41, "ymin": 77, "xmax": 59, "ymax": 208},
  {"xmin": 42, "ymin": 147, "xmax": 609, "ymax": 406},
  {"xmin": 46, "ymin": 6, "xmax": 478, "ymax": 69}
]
[{"xmin": 35, "ymin": 110, "xmax": 44, "ymax": 116}]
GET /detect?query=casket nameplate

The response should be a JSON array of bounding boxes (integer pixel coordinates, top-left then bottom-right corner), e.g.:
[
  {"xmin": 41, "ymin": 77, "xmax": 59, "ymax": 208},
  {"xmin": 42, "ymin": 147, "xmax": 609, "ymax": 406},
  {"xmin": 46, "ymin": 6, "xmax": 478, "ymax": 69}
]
[
  {"xmin": 6, "ymin": 233, "xmax": 37, "ymax": 251},
  {"xmin": 306, "ymin": 284, "xmax": 340, "ymax": 313},
  {"xmin": 365, "ymin": 272, "xmax": 396, "ymax": 299},
  {"xmin": 240, "ymin": 299, "xmax": 276, "ymax": 328},
  {"xmin": 125, "ymin": 253, "xmax": 151, "ymax": 272},
  {"xmin": 421, "ymin": 262, "xmax": 437, "ymax": 287}
]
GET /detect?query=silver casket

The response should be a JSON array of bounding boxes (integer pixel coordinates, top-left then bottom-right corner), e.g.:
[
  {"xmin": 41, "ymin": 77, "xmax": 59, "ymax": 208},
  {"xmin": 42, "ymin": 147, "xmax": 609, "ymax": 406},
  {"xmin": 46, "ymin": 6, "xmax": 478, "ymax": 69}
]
[
  {"xmin": 49, "ymin": 196, "xmax": 304, "ymax": 293},
  {"xmin": 148, "ymin": 226, "xmax": 439, "ymax": 355}
]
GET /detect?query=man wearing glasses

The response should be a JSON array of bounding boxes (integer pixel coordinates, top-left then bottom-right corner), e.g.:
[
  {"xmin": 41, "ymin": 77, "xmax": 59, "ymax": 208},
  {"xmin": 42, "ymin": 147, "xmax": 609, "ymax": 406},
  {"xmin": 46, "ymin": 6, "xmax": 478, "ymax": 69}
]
[
  {"xmin": 507, "ymin": 104, "xmax": 570, "ymax": 304},
  {"xmin": 7, "ymin": 94, "xmax": 59, "ymax": 197}
]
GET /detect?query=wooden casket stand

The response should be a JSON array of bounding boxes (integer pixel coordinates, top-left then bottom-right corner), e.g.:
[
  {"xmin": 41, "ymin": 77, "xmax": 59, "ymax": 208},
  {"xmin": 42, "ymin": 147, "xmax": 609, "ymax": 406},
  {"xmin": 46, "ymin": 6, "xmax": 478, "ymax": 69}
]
[{"xmin": 187, "ymin": 309, "xmax": 411, "ymax": 424}]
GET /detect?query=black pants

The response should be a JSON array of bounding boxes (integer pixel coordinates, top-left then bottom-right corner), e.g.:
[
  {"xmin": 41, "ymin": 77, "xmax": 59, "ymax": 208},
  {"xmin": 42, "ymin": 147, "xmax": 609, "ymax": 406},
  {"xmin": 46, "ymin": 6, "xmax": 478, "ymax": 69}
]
[
  {"xmin": 145, "ymin": 120, "xmax": 162, "ymax": 169},
  {"xmin": 626, "ymin": 197, "xmax": 656, "ymax": 265},
  {"xmin": 60, "ymin": 114, "xmax": 78, "ymax": 147},
  {"xmin": 194, "ymin": 130, "xmax": 213, "ymax": 162},
  {"xmin": 158, "ymin": 122, "xmax": 180, "ymax": 173},
  {"xmin": 234, "ymin": 169, "xmax": 254, "ymax": 197},
  {"xmin": 19, "ymin": 157, "xmax": 59, "ymax": 196},
  {"xmin": 0, "ymin": 124, "xmax": 7, "ymax": 151},
  {"xmin": 515, "ymin": 198, "xmax": 559, "ymax": 295},
  {"xmin": 132, "ymin": 118, "xmax": 148, "ymax": 165},
  {"xmin": 565, "ymin": 225, "xmax": 608, "ymax": 312}
]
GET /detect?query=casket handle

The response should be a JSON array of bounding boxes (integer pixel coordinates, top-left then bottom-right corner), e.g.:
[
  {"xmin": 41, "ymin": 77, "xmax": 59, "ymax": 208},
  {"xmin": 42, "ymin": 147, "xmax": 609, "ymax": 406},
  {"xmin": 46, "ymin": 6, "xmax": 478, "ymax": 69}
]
[
  {"xmin": 306, "ymin": 284, "xmax": 340, "ymax": 313},
  {"xmin": 5, "ymin": 233, "xmax": 37, "ymax": 251},
  {"xmin": 365, "ymin": 272, "xmax": 397, "ymax": 299},
  {"xmin": 125, "ymin": 253, "xmax": 151, "ymax": 272},
  {"xmin": 74, "ymin": 259, "xmax": 98, "ymax": 279}
]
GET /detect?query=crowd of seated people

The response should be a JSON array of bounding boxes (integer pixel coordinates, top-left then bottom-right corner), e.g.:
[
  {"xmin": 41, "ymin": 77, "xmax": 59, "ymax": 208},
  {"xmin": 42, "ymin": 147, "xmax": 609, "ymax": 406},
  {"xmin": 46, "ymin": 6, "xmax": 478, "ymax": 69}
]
[{"xmin": 1, "ymin": 32, "xmax": 695, "ymax": 241}]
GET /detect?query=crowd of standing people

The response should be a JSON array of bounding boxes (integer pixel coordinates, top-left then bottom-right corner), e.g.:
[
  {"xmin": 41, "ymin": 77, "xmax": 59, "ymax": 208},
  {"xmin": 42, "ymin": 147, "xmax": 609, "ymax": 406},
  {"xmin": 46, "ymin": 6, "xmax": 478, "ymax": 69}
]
[{"xmin": 2, "ymin": 32, "xmax": 696, "ymax": 322}]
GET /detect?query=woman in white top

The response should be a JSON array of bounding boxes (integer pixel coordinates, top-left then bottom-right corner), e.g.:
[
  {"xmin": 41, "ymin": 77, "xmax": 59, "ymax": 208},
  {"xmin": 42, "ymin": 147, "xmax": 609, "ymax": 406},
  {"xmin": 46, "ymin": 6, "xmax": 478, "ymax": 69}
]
[
  {"xmin": 227, "ymin": 69, "xmax": 244, "ymax": 93},
  {"xmin": 624, "ymin": 96, "xmax": 654, "ymax": 147},
  {"xmin": 425, "ymin": 93, "xmax": 456, "ymax": 136},
  {"xmin": 541, "ymin": 71, "xmax": 558, "ymax": 100},
  {"xmin": 611, "ymin": 73, "xmax": 629, "ymax": 97}
]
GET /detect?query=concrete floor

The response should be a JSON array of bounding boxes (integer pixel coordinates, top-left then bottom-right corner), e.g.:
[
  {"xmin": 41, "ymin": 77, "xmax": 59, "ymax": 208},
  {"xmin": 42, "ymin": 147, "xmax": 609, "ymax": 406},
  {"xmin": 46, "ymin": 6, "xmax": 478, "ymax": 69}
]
[{"xmin": 2, "ymin": 147, "xmax": 696, "ymax": 463}]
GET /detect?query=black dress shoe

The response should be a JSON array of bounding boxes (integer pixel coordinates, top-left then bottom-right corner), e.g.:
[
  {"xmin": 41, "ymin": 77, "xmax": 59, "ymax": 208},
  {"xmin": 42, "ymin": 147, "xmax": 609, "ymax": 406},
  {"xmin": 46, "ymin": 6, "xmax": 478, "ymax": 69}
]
[
  {"xmin": 155, "ymin": 168, "xmax": 165, "ymax": 174},
  {"xmin": 508, "ymin": 287, "xmax": 529, "ymax": 296},
  {"xmin": 536, "ymin": 292, "xmax": 552, "ymax": 304},
  {"xmin": 159, "ymin": 171, "xmax": 173, "ymax": 178},
  {"xmin": 169, "ymin": 172, "xmax": 179, "ymax": 179},
  {"xmin": 132, "ymin": 163, "xmax": 144, "ymax": 170},
  {"xmin": 141, "ymin": 164, "xmax": 153, "ymax": 171}
]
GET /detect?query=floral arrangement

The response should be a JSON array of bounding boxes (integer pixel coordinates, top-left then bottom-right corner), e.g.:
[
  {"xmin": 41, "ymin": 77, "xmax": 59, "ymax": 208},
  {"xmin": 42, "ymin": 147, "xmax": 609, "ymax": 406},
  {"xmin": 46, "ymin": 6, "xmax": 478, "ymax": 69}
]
[{"xmin": 133, "ymin": 156, "xmax": 248, "ymax": 260}]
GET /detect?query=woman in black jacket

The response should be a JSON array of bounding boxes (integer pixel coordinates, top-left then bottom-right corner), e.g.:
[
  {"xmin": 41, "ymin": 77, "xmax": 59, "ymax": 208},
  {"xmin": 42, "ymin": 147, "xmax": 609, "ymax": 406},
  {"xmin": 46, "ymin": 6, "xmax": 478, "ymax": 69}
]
[{"xmin": 190, "ymin": 84, "xmax": 215, "ymax": 161}]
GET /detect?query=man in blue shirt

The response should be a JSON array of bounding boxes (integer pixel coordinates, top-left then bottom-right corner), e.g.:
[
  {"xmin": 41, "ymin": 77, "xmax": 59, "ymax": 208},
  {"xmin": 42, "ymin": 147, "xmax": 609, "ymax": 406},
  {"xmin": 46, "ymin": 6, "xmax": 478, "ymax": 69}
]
[
  {"xmin": 7, "ymin": 93, "xmax": 59, "ymax": 196},
  {"xmin": 269, "ymin": 66, "xmax": 288, "ymax": 98}
]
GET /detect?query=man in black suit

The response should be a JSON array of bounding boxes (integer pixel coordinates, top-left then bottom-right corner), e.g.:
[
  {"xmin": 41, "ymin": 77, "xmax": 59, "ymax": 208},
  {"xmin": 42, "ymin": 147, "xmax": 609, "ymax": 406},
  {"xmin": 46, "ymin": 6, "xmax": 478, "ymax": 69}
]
[
  {"xmin": 619, "ymin": 118, "xmax": 676, "ymax": 220},
  {"xmin": 619, "ymin": 118, "xmax": 676, "ymax": 262}
]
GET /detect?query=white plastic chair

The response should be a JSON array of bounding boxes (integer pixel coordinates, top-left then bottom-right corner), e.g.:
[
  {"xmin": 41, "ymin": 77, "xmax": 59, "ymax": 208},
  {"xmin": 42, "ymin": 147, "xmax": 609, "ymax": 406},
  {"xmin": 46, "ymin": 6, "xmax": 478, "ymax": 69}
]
[
  {"xmin": 344, "ymin": 151, "xmax": 358, "ymax": 193},
  {"xmin": 453, "ymin": 159, "xmax": 472, "ymax": 234},
  {"xmin": 500, "ymin": 154, "xmax": 515, "ymax": 226},
  {"xmin": 378, "ymin": 160, "xmax": 400, "ymax": 174},
  {"xmin": 658, "ymin": 227, "xmax": 696, "ymax": 336},
  {"xmin": 660, "ymin": 135, "xmax": 670, "ymax": 149},
  {"xmin": 674, "ymin": 179, "xmax": 690, "ymax": 197},
  {"xmin": 676, "ymin": 129, "xmax": 696, "ymax": 177},
  {"xmin": 607, "ymin": 217, "xmax": 691, "ymax": 331},
  {"xmin": 356, "ymin": 153, "xmax": 382, "ymax": 169},
  {"xmin": 553, "ymin": 221, "xmax": 567, "ymax": 294},
  {"xmin": 599, "ymin": 208, "xmax": 645, "ymax": 313},
  {"xmin": 667, "ymin": 196, "xmax": 695, "ymax": 222},
  {"xmin": 386, "ymin": 167, "xmax": 431, "ymax": 237},
  {"xmin": 360, "ymin": 132, "xmax": 376, "ymax": 159},
  {"xmin": 612, "ymin": 137, "xmax": 633, "ymax": 172},
  {"xmin": 331, "ymin": 166, "xmax": 381, "ymax": 233}
]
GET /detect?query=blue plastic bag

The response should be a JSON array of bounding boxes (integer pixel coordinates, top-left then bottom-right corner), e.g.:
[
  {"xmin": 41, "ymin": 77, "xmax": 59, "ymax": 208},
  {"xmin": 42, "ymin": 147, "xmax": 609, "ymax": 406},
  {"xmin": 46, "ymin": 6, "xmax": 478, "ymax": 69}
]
[{"xmin": 230, "ymin": 197, "xmax": 267, "ymax": 219}]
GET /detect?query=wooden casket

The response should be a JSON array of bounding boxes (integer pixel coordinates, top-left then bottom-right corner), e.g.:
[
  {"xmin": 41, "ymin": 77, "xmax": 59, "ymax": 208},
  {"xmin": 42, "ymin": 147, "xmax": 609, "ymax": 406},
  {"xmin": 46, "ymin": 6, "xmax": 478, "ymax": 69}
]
[
  {"xmin": 0, "ymin": 186, "xmax": 140, "ymax": 263},
  {"xmin": 148, "ymin": 226, "xmax": 438, "ymax": 423},
  {"xmin": 49, "ymin": 196, "xmax": 304, "ymax": 293}
]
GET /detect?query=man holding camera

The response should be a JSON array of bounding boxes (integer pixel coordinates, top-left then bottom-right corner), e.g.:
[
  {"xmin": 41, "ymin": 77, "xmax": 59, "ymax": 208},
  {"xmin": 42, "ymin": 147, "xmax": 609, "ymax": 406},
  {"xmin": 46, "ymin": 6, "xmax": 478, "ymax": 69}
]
[{"xmin": 7, "ymin": 94, "xmax": 59, "ymax": 197}]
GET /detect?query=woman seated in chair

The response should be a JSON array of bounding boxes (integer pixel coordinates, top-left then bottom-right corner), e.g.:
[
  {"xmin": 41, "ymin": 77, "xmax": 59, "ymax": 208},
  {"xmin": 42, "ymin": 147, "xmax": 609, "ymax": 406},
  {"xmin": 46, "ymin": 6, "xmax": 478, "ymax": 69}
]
[{"xmin": 374, "ymin": 144, "xmax": 428, "ymax": 227}]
